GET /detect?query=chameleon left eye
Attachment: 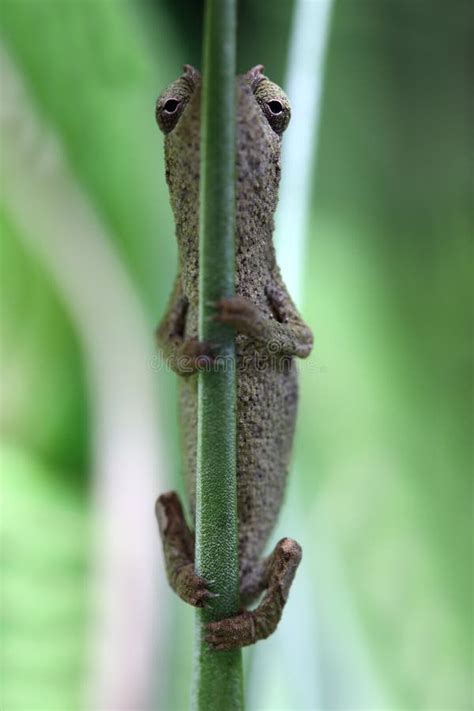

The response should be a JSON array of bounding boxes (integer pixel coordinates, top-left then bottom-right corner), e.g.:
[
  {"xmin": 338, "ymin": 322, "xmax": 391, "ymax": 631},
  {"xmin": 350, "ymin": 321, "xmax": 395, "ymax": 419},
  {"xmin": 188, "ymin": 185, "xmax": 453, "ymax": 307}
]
[
  {"xmin": 164, "ymin": 99, "xmax": 181, "ymax": 114},
  {"xmin": 246, "ymin": 67, "xmax": 291, "ymax": 136}
]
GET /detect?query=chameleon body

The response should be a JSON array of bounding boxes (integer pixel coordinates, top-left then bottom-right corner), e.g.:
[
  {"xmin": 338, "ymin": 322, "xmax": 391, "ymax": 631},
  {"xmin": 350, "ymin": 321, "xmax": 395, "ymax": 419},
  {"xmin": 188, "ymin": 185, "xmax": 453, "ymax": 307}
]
[{"xmin": 155, "ymin": 65, "xmax": 313, "ymax": 650}]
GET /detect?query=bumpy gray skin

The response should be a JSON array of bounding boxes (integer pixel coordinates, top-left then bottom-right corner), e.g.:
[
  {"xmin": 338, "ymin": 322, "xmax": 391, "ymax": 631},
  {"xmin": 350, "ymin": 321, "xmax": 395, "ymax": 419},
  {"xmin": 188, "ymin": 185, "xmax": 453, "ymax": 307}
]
[{"xmin": 155, "ymin": 65, "xmax": 313, "ymax": 650}]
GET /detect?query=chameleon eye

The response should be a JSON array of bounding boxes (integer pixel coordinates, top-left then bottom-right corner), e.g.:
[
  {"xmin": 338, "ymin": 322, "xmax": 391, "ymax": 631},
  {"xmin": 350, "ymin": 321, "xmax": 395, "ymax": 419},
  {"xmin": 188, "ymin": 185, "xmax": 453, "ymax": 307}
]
[
  {"xmin": 156, "ymin": 95, "xmax": 187, "ymax": 134},
  {"xmin": 248, "ymin": 70, "xmax": 291, "ymax": 136},
  {"xmin": 267, "ymin": 100, "xmax": 283, "ymax": 115},
  {"xmin": 164, "ymin": 99, "xmax": 181, "ymax": 114},
  {"xmin": 156, "ymin": 66, "xmax": 200, "ymax": 134},
  {"xmin": 261, "ymin": 99, "xmax": 291, "ymax": 135}
]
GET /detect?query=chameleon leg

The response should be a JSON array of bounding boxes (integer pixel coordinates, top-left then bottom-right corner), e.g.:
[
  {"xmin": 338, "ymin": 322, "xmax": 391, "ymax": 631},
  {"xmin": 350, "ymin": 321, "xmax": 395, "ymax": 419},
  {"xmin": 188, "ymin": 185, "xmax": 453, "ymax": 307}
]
[
  {"xmin": 239, "ymin": 558, "xmax": 268, "ymax": 607},
  {"xmin": 155, "ymin": 491, "xmax": 216, "ymax": 608},
  {"xmin": 205, "ymin": 537, "xmax": 302, "ymax": 650},
  {"xmin": 155, "ymin": 279, "xmax": 217, "ymax": 376},
  {"xmin": 215, "ymin": 295, "xmax": 313, "ymax": 358}
]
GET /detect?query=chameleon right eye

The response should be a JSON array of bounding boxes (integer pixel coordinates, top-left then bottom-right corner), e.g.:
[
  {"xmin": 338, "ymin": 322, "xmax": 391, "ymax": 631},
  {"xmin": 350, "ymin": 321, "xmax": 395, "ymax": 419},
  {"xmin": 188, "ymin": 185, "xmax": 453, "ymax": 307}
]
[
  {"xmin": 156, "ymin": 66, "xmax": 200, "ymax": 134},
  {"xmin": 156, "ymin": 96, "xmax": 185, "ymax": 133}
]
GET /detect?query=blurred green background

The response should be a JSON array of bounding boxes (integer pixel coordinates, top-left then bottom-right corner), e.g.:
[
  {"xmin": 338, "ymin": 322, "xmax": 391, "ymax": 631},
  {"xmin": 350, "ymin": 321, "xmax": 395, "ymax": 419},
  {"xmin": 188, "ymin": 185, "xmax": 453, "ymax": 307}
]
[{"xmin": 0, "ymin": 1, "xmax": 472, "ymax": 710}]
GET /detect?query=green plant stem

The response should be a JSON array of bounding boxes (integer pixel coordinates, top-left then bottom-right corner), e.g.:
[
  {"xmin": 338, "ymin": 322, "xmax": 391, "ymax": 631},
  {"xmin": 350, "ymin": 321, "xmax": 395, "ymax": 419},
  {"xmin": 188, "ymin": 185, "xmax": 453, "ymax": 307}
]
[{"xmin": 192, "ymin": 0, "xmax": 243, "ymax": 710}]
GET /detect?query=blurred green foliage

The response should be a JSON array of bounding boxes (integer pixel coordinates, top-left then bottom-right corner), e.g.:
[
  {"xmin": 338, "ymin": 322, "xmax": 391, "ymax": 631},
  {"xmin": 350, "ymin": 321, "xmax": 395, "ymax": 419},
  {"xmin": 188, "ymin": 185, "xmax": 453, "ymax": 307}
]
[
  {"xmin": 297, "ymin": 1, "xmax": 472, "ymax": 705},
  {"xmin": 1, "ymin": 209, "xmax": 88, "ymax": 477},
  {"xmin": 1, "ymin": 1, "xmax": 472, "ymax": 710}
]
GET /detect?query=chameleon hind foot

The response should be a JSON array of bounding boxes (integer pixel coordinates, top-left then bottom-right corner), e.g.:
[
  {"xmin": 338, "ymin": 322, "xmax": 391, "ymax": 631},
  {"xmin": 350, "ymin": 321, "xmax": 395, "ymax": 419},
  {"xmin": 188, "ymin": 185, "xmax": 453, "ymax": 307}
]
[
  {"xmin": 155, "ymin": 492, "xmax": 216, "ymax": 608},
  {"xmin": 205, "ymin": 537, "xmax": 302, "ymax": 651}
]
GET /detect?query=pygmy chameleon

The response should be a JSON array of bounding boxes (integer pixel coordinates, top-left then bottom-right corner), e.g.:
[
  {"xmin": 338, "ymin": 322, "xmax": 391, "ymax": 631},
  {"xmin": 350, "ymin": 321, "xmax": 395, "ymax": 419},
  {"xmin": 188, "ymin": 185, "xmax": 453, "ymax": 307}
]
[{"xmin": 154, "ymin": 64, "xmax": 313, "ymax": 650}]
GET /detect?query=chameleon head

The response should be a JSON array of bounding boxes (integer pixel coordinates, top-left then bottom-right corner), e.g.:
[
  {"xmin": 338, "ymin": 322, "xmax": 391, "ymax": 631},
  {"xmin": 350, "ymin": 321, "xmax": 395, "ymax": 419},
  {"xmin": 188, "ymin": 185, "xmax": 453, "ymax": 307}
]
[
  {"xmin": 155, "ymin": 63, "xmax": 290, "ymax": 138},
  {"xmin": 155, "ymin": 65, "xmax": 291, "ymax": 242}
]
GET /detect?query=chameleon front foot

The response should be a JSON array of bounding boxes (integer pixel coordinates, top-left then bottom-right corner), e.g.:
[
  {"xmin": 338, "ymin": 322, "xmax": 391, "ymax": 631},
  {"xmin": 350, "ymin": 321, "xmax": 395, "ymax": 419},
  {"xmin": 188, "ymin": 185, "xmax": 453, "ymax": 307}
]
[
  {"xmin": 170, "ymin": 338, "xmax": 216, "ymax": 376},
  {"xmin": 205, "ymin": 537, "xmax": 302, "ymax": 650},
  {"xmin": 214, "ymin": 295, "xmax": 263, "ymax": 339},
  {"xmin": 214, "ymin": 295, "xmax": 313, "ymax": 358}
]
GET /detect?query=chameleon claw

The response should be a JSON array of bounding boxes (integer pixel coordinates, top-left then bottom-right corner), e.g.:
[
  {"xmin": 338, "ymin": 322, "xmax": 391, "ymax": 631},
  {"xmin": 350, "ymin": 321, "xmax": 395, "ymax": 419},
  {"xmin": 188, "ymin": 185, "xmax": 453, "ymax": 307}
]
[{"xmin": 172, "ymin": 564, "xmax": 218, "ymax": 608}]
